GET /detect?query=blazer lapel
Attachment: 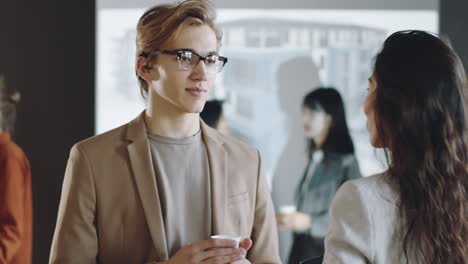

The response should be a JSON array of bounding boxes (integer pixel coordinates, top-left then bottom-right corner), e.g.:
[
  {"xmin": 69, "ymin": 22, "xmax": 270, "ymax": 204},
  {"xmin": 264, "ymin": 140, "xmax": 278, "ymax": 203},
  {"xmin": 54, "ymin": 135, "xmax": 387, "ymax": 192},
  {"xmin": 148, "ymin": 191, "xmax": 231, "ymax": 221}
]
[
  {"xmin": 126, "ymin": 112, "xmax": 168, "ymax": 260},
  {"xmin": 201, "ymin": 121, "xmax": 227, "ymax": 236}
]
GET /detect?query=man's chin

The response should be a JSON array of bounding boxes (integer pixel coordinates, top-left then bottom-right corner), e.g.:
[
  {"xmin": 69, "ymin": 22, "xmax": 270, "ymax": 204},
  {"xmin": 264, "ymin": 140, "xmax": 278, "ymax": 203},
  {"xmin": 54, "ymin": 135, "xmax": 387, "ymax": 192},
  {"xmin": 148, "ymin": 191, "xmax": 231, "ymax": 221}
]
[
  {"xmin": 185, "ymin": 106, "xmax": 204, "ymax": 114},
  {"xmin": 187, "ymin": 101, "xmax": 207, "ymax": 114}
]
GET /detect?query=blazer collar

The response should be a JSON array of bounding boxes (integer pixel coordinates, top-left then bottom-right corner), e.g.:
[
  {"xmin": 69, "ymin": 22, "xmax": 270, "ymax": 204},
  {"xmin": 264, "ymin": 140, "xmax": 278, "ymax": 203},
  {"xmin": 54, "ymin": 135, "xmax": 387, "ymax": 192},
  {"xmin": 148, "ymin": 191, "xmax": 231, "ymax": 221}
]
[
  {"xmin": 200, "ymin": 121, "xmax": 228, "ymax": 236},
  {"xmin": 200, "ymin": 120, "xmax": 224, "ymax": 146},
  {"xmin": 125, "ymin": 111, "xmax": 147, "ymax": 142},
  {"xmin": 125, "ymin": 111, "xmax": 169, "ymax": 259}
]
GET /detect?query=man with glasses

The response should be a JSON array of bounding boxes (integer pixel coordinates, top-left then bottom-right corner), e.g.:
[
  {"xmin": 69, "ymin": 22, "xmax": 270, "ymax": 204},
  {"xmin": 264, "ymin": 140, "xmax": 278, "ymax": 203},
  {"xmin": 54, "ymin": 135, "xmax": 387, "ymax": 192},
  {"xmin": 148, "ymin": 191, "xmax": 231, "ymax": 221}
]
[{"xmin": 49, "ymin": 1, "xmax": 280, "ymax": 264}]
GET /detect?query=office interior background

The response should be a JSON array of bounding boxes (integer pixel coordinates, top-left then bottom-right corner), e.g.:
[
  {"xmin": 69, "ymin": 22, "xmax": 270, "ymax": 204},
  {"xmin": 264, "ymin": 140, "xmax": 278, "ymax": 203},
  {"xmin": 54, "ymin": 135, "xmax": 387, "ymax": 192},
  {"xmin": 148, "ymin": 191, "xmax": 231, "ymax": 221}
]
[{"xmin": 0, "ymin": 0, "xmax": 467, "ymax": 263}]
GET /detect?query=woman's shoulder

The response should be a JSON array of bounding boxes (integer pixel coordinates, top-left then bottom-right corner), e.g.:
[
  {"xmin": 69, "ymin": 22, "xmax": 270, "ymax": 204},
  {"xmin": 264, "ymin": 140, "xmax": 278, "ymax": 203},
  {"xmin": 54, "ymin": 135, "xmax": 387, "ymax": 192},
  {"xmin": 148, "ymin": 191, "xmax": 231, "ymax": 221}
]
[
  {"xmin": 327, "ymin": 176, "xmax": 404, "ymax": 264},
  {"xmin": 349, "ymin": 173, "xmax": 385, "ymax": 187},
  {"xmin": 345, "ymin": 173, "xmax": 399, "ymax": 206}
]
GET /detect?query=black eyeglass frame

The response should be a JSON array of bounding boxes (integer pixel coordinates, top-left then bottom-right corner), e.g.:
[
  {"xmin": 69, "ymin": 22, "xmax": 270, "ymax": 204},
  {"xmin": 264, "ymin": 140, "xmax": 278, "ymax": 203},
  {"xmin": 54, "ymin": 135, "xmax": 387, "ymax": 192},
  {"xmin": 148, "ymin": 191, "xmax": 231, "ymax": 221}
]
[{"xmin": 139, "ymin": 49, "xmax": 228, "ymax": 72}]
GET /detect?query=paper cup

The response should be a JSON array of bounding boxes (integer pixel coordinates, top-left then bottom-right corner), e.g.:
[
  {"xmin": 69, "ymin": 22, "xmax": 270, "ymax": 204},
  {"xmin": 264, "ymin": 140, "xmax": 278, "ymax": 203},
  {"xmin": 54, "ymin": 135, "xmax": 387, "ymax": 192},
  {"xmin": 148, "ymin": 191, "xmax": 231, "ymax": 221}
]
[
  {"xmin": 279, "ymin": 205, "xmax": 296, "ymax": 214},
  {"xmin": 211, "ymin": 235, "xmax": 241, "ymax": 248}
]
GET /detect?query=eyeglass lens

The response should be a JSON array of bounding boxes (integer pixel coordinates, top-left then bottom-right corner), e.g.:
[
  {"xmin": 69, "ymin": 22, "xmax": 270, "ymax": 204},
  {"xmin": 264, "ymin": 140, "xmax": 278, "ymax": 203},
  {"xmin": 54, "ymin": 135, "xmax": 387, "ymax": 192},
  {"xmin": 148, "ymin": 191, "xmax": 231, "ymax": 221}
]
[{"xmin": 177, "ymin": 51, "xmax": 225, "ymax": 72}]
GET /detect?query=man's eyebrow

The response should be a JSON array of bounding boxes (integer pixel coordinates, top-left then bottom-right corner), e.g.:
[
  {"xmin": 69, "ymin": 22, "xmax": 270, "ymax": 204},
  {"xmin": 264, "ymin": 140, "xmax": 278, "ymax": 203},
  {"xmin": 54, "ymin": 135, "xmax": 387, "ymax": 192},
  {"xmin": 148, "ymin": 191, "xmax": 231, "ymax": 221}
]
[
  {"xmin": 174, "ymin": 48, "xmax": 218, "ymax": 55},
  {"xmin": 173, "ymin": 48, "xmax": 194, "ymax": 52}
]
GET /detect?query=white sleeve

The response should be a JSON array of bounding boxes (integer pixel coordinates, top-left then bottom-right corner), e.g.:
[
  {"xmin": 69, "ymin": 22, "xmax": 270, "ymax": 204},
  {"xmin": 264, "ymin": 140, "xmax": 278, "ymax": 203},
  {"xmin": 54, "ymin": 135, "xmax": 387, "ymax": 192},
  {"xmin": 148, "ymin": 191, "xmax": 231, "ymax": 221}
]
[{"xmin": 323, "ymin": 181, "xmax": 374, "ymax": 264}]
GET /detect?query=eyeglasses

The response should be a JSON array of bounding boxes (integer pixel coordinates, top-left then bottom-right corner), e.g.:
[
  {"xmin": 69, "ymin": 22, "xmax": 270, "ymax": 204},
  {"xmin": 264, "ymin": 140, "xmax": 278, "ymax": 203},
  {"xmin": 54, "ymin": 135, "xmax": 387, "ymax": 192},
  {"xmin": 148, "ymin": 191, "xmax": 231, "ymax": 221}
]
[{"xmin": 140, "ymin": 49, "xmax": 228, "ymax": 73}]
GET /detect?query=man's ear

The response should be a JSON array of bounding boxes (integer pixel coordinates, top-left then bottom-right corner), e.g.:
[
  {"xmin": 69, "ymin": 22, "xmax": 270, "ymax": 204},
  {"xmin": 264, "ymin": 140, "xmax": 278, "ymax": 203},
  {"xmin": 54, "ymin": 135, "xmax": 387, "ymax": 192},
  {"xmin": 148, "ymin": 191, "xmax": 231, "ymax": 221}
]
[{"xmin": 136, "ymin": 56, "xmax": 159, "ymax": 82}]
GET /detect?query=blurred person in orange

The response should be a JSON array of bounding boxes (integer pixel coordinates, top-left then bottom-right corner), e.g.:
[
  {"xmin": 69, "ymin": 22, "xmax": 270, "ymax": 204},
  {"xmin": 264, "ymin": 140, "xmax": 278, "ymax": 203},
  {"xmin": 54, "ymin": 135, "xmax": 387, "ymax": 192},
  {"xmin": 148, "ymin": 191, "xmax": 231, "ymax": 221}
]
[{"xmin": 0, "ymin": 75, "xmax": 33, "ymax": 264}]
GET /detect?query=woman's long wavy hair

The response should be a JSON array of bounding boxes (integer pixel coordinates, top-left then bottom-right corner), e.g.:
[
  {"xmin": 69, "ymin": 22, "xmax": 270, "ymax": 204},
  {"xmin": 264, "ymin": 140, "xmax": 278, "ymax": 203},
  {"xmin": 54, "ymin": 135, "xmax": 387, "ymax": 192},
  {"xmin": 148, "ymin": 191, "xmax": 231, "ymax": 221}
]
[{"xmin": 373, "ymin": 30, "xmax": 468, "ymax": 263}]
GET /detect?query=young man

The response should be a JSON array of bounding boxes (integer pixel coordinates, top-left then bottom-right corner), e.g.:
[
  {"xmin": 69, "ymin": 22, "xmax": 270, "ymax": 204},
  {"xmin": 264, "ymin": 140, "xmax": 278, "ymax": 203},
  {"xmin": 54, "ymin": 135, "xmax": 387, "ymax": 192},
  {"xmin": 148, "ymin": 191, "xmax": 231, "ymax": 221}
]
[{"xmin": 49, "ymin": 1, "xmax": 280, "ymax": 263}]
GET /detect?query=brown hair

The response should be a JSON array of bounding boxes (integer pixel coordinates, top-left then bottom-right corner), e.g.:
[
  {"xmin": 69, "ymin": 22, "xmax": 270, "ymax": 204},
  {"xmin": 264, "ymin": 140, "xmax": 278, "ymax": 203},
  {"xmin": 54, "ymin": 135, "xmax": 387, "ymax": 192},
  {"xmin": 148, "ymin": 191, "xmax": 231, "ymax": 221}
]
[
  {"xmin": 0, "ymin": 75, "xmax": 21, "ymax": 133},
  {"xmin": 373, "ymin": 30, "xmax": 468, "ymax": 263},
  {"xmin": 135, "ymin": 0, "xmax": 222, "ymax": 97}
]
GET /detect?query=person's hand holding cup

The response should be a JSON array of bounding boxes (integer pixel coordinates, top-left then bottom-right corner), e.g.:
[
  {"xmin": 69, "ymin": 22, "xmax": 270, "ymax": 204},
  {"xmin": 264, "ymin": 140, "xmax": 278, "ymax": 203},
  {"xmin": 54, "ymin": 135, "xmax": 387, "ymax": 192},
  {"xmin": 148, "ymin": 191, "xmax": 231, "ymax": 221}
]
[
  {"xmin": 277, "ymin": 205, "xmax": 312, "ymax": 231},
  {"xmin": 211, "ymin": 235, "xmax": 253, "ymax": 264},
  {"xmin": 279, "ymin": 205, "xmax": 297, "ymax": 214},
  {"xmin": 210, "ymin": 235, "xmax": 242, "ymax": 248},
  {"xmin": 160, "ymin": 236, "xmax": 246, "ymax": 264},
  {"xmin": 277, "ymin": 205, "xmax": 296, "ymax": 229}
]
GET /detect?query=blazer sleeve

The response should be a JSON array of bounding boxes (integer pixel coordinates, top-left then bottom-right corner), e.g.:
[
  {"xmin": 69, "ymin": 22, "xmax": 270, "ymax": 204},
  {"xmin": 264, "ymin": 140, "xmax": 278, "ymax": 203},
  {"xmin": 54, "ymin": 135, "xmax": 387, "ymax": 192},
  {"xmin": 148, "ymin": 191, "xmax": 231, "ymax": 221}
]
[
  {"xmin": 0, "ymin": 153, "xmax": 26, "ymax": 262},
  {"xmin": 323, "ymin": 181, "xmax": 373, "ymax": 264},
  {"xmin": 247, "ymin": 150, "xmax": 281, "ymax": 264},
  {"xmin": 49, "ymin": 144, "xmax": 98, "ymax": 264}
]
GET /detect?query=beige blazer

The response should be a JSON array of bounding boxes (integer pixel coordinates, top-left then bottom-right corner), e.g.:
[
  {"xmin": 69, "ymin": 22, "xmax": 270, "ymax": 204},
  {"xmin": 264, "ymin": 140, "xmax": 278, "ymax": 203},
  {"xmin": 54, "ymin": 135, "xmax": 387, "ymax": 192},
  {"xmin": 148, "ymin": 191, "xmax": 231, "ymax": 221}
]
[
  {"xmin": 324, "ymin": 173, "xmax": 408, "ymax": 264},
  {"xmin": 49, "ymin": 113, "xmax": 280, "ymax": 264}
]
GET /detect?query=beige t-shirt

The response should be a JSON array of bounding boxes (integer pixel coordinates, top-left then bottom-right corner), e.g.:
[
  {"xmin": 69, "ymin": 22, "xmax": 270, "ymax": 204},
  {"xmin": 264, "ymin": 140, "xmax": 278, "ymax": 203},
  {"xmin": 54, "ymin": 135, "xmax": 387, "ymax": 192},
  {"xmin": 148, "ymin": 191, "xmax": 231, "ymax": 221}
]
[{"xmin": 147, "ymin": 130, "xmax": 211, "ymax": 257}]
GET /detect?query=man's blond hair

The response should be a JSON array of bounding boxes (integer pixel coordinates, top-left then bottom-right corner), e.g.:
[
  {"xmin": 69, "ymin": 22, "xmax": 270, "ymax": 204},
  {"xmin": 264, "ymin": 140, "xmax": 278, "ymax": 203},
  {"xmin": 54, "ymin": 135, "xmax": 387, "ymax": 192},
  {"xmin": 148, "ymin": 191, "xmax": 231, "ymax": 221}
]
[{"xmin": 135, "ymin": 0, "xmax": 222, "ymax": 97}]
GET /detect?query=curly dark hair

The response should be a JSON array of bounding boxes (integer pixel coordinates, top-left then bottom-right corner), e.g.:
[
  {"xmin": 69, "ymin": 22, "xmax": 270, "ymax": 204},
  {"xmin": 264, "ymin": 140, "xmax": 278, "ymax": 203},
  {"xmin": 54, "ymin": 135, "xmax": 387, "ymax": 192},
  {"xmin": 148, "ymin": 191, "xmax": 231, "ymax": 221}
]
[{"xmin": 373, "ymin": 30, "xmax": 468, "ymax": 263}]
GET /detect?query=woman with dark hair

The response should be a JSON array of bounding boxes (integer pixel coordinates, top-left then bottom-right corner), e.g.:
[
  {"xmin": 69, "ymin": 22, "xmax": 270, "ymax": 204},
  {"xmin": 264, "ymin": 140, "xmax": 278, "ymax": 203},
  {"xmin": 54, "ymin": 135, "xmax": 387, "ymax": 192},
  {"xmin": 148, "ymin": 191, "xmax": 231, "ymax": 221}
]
[
  {"xmin": 200, "ymin": 100, "xmax": 229, "ymax": 134},
  {"xmin": 277, "ymin": 87, "xmax": 361, "ymax": 264},
  {"xmin": 324, "ymin": 30, "xmax": 468, "ymax": 263},
  {"xmin": 0, "ymin": 75, "xmax": 33, "ymax": 264}
]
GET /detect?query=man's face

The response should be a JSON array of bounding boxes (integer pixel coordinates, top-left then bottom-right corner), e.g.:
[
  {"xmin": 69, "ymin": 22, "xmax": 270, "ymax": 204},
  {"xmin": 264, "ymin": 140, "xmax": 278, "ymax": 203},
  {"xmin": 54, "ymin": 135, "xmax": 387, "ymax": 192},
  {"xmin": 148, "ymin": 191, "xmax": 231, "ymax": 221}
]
[{"xmin": 148, "ymin": 24, "xmax": 218, "ymax": 114}]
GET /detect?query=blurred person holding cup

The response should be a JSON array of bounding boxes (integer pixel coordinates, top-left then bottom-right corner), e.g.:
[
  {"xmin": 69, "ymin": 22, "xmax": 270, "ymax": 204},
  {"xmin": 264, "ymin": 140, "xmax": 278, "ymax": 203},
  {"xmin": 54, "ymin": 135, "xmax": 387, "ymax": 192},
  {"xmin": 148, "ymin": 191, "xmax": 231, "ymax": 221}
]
[{"xmin": 277, "ymin": 88, "xmax": 361, "ymax": 264}]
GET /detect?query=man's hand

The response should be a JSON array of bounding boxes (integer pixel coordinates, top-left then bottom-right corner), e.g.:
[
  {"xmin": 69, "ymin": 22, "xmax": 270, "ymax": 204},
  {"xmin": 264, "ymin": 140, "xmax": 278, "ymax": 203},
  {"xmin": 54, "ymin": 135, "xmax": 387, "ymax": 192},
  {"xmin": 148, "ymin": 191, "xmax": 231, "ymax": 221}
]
[
  {"xmin": 277, "ymin": 211, "xmax": 311, "ymax": 231},
  {"xmin": 231, "ymin": 238, "xmax": 252, "ymax": 264},
  {"xmin": 162, "ymin": 238, "xmax": 246, "ymax": 264}
]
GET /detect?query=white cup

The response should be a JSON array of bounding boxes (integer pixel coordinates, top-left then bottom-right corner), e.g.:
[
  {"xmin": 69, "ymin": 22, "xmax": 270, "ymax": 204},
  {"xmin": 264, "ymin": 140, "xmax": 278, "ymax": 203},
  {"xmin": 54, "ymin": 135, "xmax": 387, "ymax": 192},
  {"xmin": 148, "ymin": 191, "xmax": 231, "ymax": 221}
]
[
  {"xmin": 279, "ymin": 205, "xmax": 296, "ymax": 214},
  {"xmin": 211, "ymin": 235, "xmax": 242, "ymax": 248}
]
